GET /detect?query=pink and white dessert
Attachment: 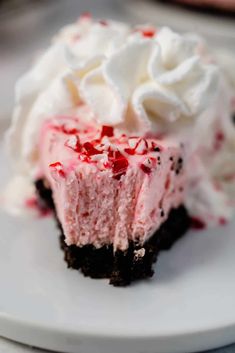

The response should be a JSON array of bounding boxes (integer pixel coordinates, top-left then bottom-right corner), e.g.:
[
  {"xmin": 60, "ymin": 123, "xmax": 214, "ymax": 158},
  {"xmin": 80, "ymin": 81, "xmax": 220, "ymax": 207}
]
[
  {"xmin": 40, "ymin": 112, "xmax": 185, "ymax": 251},
  {"xmin": 5, "ymin": 15, "xmax": 235, "ymax": 285}
]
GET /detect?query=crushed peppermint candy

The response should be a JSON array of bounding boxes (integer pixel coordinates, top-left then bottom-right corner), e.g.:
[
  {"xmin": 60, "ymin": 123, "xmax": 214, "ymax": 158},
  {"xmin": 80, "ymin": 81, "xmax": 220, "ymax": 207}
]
[
  {"xmin": 140, "ymin": 157, "xmax": 156, "ymax": 174},
  {"xmin": 135, "ymin": 26, "xmax": 156, "ymax": 38},
  {"xmin": 65, "ymin": 135, "xmax": 81, "ymax": 152},
  {"xmin": 56, "ymin": 122, "xmax": 167, "ymax": 178},
  {"xmin": 141, "ymin": 29, "xmax": 156, "ymax": 38},
  {"xmin": 100, "ymin": 125, "xmax": 114, "ymax": 138},
  {"xmin": 140, "ymin": 164, "xmax": 151, "ymax": 174},
  {"xmin": 90, "ymin": 153, "xmax": 109, "ymax": 170},
  {"xmin": 83, "ymin": 142, "xmax": 102, "ymax": 156},
  {"xmin": 53, "ymin": 123, "xmax": 78, "ymax": 135},
  {"xmin": 135, "ymin": 138, "xmax": 148, "ymax": 154},
  {"xmin": 80, "ymin": 12, "xmax": 92, "ymax": 20},
  {"xmin": 112, "ymin": 156, "xmax": 129, "ymax": 179},
  {"xmin": 128, "ymin": 137, "xmax": 139, "ymax": 149},
  {"xmin": 49, "ymin": 162, "xmax": 66, "ymax": 178},
  {"xmin": 190, "ymin": 217, "xmax": 206, "ymax": 230}
]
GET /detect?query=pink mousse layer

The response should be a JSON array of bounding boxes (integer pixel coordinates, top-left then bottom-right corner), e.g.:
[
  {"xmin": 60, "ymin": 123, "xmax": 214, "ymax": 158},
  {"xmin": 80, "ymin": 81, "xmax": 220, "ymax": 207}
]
[{"xmin": 39, "ymin": 108, "xmax": 186, "ymax": 251}]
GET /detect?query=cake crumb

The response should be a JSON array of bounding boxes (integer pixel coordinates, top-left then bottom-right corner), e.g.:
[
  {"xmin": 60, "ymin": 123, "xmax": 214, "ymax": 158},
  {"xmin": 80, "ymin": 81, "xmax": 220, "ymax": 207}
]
[{"xmin": 134, "ymin": 248, "xmax": 146, "ymax": 260}]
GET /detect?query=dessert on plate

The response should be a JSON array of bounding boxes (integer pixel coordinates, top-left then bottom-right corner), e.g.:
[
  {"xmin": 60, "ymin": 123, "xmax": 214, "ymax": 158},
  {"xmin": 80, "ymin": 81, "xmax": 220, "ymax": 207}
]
[{"xmin": 5, "ymin": 15, "xmax": 235, "ymax": 286}]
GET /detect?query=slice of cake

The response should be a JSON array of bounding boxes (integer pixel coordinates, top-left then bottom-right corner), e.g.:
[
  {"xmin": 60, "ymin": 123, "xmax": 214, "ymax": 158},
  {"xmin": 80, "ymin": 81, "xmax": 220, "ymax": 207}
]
[
  {"xmin": 36, "ymin": 111, "xmax": 189, "ymax": 285},
  {"xmin": 5, "ymin": 15, "xmax": 235, "ymax": 286}
]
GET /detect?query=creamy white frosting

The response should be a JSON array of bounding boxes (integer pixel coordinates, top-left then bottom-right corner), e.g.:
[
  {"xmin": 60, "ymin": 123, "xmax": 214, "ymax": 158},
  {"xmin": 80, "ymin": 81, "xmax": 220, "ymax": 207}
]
[
  {"xmin": 7, "ymin": 17, "xmax": 219, "ymax": 172},
  {"xmin": 77, "ymin": 26, "xmax": 219, "ymax": 135},
  {"xmin": 185, "ymin": 73, "xmax": 235, "ymax": 225},
  {"xmin": 5, "ymin": 16, "xmax": 235, "ymax": 226}
]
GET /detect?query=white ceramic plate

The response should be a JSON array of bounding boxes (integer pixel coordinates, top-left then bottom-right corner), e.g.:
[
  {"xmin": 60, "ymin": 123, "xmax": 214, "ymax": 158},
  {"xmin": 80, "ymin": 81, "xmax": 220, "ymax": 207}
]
[{"xmin": 0, "ymin": 133, "xmax": 235, "ymax": 353}]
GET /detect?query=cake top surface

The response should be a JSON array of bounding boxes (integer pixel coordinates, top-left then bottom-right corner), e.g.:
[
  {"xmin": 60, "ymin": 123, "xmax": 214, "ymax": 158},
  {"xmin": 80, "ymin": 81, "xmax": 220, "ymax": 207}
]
[{"xmin": 40, "ymin": 112, "xmax": 183, "ymax": 180}]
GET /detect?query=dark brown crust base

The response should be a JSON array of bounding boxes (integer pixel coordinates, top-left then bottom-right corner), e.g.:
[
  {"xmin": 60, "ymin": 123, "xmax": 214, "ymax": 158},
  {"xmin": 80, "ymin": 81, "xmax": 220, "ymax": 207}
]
[{"xmin": 35, "ymin": 179, "xmax": 190, "ymax": 286}]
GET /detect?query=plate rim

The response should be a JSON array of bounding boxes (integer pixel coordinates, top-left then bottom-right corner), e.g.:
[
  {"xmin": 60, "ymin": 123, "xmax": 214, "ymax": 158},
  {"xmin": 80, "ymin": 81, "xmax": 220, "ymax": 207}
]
[{"xmin": 1, "ymin": 312, "xmax": 235, "ymax": 353}]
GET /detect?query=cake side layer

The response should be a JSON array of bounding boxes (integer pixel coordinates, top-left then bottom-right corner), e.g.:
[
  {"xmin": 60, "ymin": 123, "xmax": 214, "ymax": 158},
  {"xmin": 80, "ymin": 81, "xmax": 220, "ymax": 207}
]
[
  {"xmin": 39, "ymin": 114, "xmax": 186, "ymax": 251},
  {"xmin": 35, "ymin": 179, "xmax": 190, "ymax": 286},
  {"xmin": 61, "ymin": 206, "xmax": 190, "ymax": 286}
]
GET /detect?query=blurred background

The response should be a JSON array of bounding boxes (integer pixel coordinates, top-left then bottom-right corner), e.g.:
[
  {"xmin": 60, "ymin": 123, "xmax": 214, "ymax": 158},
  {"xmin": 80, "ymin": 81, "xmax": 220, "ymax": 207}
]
[{"xmin": 0, "ymin": 0, "xmax": 235, "ymax": 119}]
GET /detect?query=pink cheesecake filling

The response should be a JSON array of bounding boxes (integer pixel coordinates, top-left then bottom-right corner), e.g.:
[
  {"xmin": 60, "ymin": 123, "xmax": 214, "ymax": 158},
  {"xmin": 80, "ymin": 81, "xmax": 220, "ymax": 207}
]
[{"xmin": 39, "ymin": 108, "xmax": 186, "ymax": 251}]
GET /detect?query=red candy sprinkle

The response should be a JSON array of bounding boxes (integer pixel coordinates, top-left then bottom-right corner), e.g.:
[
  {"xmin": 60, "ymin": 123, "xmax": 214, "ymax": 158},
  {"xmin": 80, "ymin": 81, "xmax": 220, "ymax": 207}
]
[
  {"xmin": 107, "ymin": 149, "xmax": 114, "ymax": 158},
  {"xmin": 25, "ymin": 197, "xmax": 51, "ymax": 218},
  {"xmin": 53, "ymin": 124, "xmax": 78, "ymax": 135},
  {"xmin": 190, "ymin": 217, "xmax": 206, "ymax": 230},
  {"xmin": 107, "ymin": 149, "xmax": 121, "ymax": 159},
  {"xmin": 135, "ymin": 138, "xmax": 148, "ymax": 154},
  {"xmin": 65, "ymin": 136, "xmax": 81, "ymax": 152},
  {"xmin": 25, "ymin": 197, "xmax": 38, "ymax": 209},
  {"xmin": 112, "ymin": 157, "xmax": 129, "ymax": 178},
  {"xmin": 124, "ymin": 148, "xmax": 135, "ymax": 155},
  {"xmin": 128, "ymin": 137, "xmax": 139, "ymax": 149},
  {"xmin": 62, "ymin": 125, "xmax": 78, "ymax": 135},
  {"xmin": 140, "ymin": 157, "xmax": 156, "ymax": 174},
  {"xmin": 113, "ymin": 150, "xmax": 123, "ymax": 159},
  {"xmin": 83, "ymin": 142, "xmax": 102, "ymax": 156},
  {"xmin": 49, "ymin": 162, "xmax": 65, "ymax": 178},
  {"xmin": 103, "ymin": 148, "xmax": 129, "ymax": 178},
  {"xmin": 141, "ymin": 28, "xmax": 156, "ymax": 38},
  {"xmin": 80, "ymin": 12, "xmax": 91, "ymax": 20},
  {"xmin": 100, "ymin": 125, "xmax": 114, "ymax": 138},
  {"xmin": 140, "ymin": 164, "xmax": 151, "ymax": 174}
]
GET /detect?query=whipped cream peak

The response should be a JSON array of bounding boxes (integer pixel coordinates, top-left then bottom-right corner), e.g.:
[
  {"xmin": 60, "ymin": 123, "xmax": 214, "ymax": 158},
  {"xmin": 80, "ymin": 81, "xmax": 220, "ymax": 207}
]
[{"xmin": 72, "ymin": 24, "xmax": 219, "ymax": 134}]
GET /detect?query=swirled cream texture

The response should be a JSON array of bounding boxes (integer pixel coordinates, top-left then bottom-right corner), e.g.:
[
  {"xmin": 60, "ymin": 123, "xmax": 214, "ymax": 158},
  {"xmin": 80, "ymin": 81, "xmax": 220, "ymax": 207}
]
[
  {"xmin": 6, "ymin": 16, "xmax": 235, "ymax": 227},
  {"xmin": 7, "ymin": 16, "xmax": 219, "ymax": 173}
]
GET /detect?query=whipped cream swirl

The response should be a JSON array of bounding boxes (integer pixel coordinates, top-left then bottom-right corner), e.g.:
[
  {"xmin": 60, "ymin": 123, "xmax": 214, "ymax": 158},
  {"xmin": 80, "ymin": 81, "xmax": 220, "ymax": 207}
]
[
  {"xmin": 78, "ymin": 26, "xmax": 219, "ymax": 134},
  {"xmin": 6, "ymin": 16, "xmax": 235, "ymax": 225},
  {"xmin": 7, "ymin": 16, "xmax": 218, "ymax": 173}
]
